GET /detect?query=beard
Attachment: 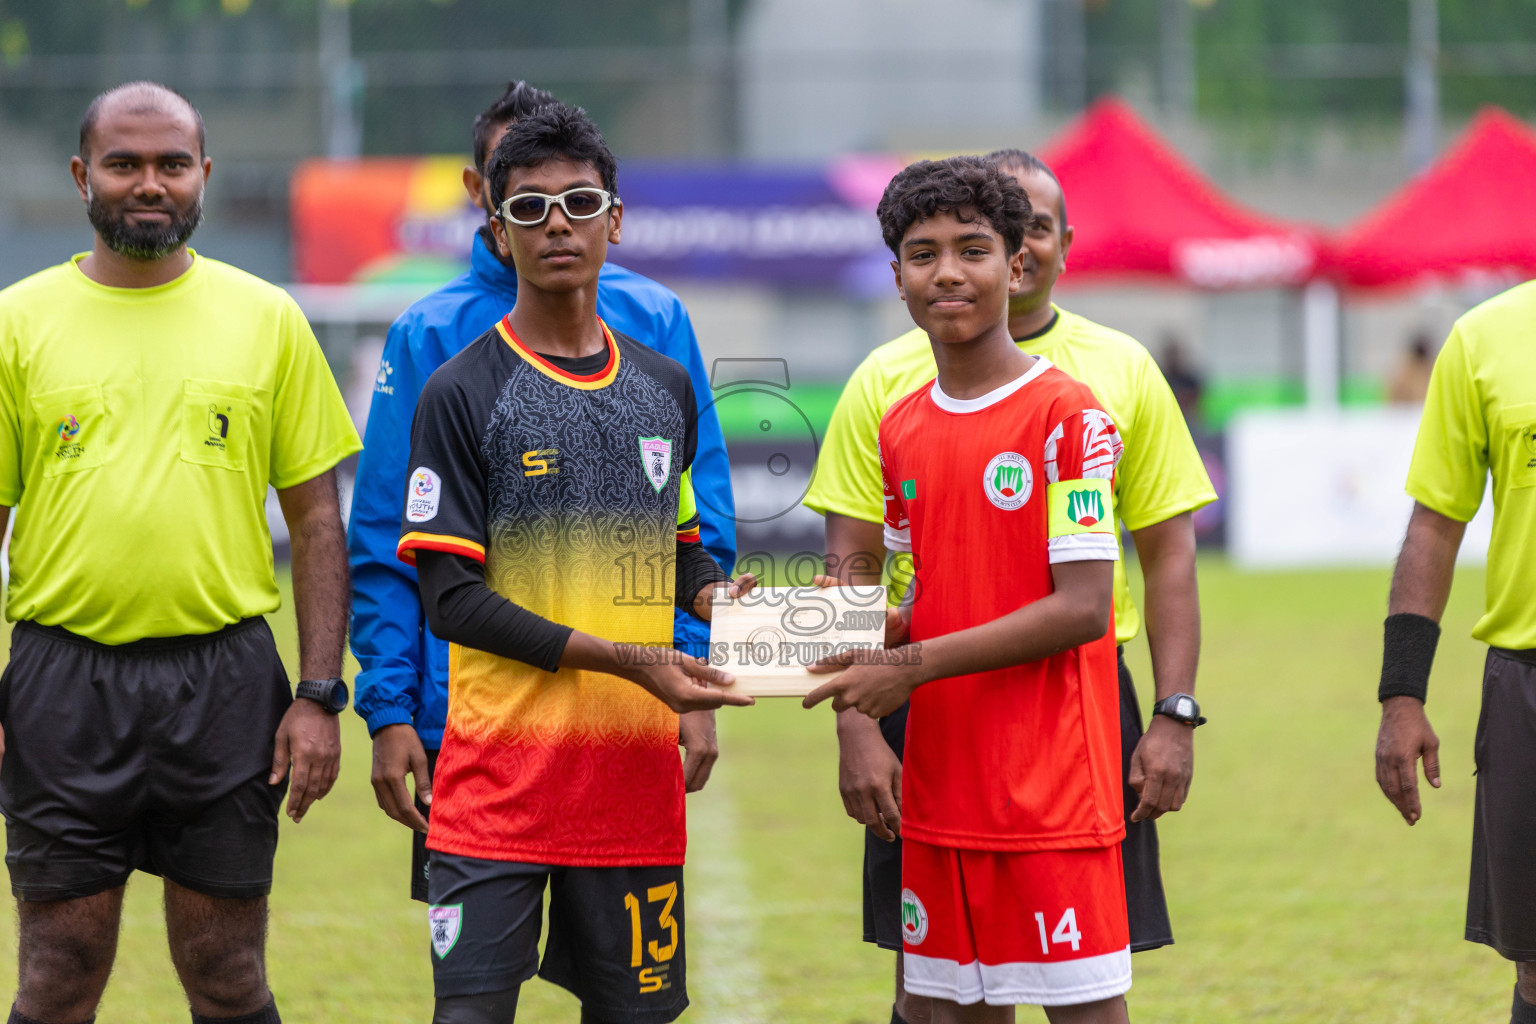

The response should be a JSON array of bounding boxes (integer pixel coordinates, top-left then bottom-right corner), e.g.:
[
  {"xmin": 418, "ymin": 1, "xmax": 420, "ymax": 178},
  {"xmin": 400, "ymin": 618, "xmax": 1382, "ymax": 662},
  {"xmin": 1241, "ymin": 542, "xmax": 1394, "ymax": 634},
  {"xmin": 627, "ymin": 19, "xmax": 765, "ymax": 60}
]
[{"xmin": 86, "ymin": 186, "xmax": 204, "ymax": 261}]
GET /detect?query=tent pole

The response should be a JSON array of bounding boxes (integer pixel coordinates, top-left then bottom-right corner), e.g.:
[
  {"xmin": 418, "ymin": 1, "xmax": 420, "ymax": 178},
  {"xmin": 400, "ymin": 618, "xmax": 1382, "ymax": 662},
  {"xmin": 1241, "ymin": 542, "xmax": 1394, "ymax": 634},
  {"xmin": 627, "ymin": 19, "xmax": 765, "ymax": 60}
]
[
  {"xmin": 1303, "ymin": 280, "xmax": 1341, "ymax": 410},
  {"xmin": 1405, "ymin": 0, "xmax": 1440, "ymax": 172}
]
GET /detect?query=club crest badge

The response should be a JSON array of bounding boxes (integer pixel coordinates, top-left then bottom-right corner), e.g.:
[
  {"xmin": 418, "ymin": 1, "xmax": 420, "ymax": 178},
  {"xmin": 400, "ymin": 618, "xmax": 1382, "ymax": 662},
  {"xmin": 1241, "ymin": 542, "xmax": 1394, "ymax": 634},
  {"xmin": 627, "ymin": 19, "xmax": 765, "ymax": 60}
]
[
  {"xmin": 900, "ymin": 888, "xmax": 929, "ymax": 945},
  {"xmin": 639, "ymin": 436, "xmax": 673, "ymax": 493},
  {"xmin": 1067, "ymin": 487, "xmax": 1106, "ymax": 526},
  {"xmin": 428, "ymin": 903, "xmax": 462, "ymax": 959},
  {"xmin": 983, "ymin": 451, "xmax": 1032, "ymax": 510}
]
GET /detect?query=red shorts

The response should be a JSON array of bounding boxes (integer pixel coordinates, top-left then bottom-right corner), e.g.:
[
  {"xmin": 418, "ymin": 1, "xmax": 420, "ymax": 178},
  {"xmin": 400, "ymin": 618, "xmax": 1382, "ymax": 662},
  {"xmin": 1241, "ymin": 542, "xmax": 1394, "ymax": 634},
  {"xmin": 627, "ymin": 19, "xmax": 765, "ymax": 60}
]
[{"xmin": 900, "ymin": 838, "xmax": 1131, "ymax": 1007}]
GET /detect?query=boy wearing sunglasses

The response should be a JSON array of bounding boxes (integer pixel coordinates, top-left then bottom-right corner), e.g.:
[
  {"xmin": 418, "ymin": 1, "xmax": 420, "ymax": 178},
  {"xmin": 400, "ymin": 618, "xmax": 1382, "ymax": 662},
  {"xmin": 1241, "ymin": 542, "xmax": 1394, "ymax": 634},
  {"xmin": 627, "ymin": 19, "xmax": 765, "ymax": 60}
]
[
  {"xmin": 349, "ymin": 81, "xmax": 735, "ymax": 918},
  {"xmin": 399, "ymin": 104, "xmax": 756, "ymax": 1023}
]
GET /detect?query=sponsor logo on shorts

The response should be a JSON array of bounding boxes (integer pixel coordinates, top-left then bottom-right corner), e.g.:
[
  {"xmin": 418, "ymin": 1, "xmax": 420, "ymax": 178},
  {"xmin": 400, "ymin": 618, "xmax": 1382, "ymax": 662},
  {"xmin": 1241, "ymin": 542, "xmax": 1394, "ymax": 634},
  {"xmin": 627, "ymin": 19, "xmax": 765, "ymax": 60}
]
[
  {"xmin": 428, "ymin": 903, "xmax": 462, "ymax": 959},
  {"xmin": 983, "ymin": 452, "xmax": 1032, "ymax": 510},
  {"xmin": 900, "ymin": 887, "xmax": 928, "ymax": 946},
  {"xmin": 406, "ymin": 467, "xmax": 441, "ymax": 522}
]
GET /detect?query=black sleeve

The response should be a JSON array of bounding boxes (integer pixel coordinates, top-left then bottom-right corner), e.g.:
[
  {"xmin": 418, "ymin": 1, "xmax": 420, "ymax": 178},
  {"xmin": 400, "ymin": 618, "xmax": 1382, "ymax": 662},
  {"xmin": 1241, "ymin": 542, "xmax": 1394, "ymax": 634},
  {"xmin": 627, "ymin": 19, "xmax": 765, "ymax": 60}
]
[
  {"xmin": 673, "ymin": 372, "xmax": 727, "ymax": 617},
  {"xmin": 416, "ymin": 550, "xmax": 573, "ymax": 673},
  {"xmin": 681, "ymin": 371, "xmax": 698, "ymax": 473},
  {"xmin": 675, "ymin": 539, "xmax": 728, "ymax": 619},
  {"xmin": 398, "ymin": 368, "xmax": 491, "ymax": 566}
]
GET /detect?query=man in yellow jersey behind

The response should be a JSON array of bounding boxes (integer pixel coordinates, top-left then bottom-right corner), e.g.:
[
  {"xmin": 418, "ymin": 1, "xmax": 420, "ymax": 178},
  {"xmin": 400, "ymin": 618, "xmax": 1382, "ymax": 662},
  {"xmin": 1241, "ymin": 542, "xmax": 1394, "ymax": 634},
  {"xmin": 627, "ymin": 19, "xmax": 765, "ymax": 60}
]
[
  {"xmin": 1373, "ymin": 281, "xmax": 1536, "ymax": 1024},
  {"xmin": 0, "ymin": 83, "xmax": 361, "ymax": 1023},
  {"xmin": 804, "ymin": 149, "xmax": 1216, "ymax": 1024}
]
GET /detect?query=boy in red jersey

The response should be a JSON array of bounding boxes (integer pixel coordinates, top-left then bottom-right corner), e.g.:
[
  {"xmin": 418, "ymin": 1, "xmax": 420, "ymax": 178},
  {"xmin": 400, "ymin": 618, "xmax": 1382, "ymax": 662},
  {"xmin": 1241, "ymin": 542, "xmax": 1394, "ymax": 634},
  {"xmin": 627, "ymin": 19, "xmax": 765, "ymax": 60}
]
[{"xmin": 806, "ymin": 157, "xmax": 1130, "ymax": 1024}]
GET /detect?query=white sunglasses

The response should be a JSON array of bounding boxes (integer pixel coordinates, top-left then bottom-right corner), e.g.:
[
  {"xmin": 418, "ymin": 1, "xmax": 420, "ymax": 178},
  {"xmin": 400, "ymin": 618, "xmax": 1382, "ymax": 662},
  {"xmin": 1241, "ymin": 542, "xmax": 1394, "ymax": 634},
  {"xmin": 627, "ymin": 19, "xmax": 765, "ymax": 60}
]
[{"xmin": 498, "ymin": 187, "xmax": 615, "ymax": 227}]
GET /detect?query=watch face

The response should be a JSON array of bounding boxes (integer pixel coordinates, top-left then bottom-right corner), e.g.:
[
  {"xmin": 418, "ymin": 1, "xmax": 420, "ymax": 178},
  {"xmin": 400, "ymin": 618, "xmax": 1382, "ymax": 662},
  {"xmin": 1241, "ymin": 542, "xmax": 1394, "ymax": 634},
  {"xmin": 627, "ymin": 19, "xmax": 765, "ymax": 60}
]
[{"xmin": 1176, "ymin": 697, "xmax": 1194, "ymax": 719}]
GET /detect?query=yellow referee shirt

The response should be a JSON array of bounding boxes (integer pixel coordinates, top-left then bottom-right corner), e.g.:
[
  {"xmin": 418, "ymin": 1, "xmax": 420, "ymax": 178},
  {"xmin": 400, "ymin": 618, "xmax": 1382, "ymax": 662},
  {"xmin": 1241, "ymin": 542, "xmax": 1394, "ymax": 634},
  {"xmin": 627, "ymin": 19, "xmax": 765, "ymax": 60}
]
[
  {"xmin": 805, "ymin": 306, "xmax": 1216, "ymax": 644},
  {"xmin": 1406, "ymin": 280, "xmax": 1536, "ymax": 649},
  {"xmin": 0, "ymin": 252, "xmax": 362, "ymax": 645}
]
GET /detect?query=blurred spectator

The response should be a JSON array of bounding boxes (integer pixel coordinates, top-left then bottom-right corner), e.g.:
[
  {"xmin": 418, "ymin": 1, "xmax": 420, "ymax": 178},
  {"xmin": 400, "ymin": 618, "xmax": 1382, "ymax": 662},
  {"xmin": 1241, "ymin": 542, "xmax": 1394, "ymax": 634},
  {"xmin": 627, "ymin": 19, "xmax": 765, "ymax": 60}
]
[
  {"xmin": 1159, "ymin": 336, "xmax": 1204, "ymax": 424},
  {"xmin": 1387, "ymin": 333, "xmax": 1436, "ymax": 405}
]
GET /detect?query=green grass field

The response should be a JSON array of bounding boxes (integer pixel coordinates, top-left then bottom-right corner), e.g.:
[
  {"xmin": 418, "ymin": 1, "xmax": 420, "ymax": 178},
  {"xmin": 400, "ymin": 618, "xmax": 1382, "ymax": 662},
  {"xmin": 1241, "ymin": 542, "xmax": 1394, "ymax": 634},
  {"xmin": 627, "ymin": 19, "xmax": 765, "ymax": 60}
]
[{"xmin": 0, "ymin": 558, "xmax": 1513, "ymax": 1022}]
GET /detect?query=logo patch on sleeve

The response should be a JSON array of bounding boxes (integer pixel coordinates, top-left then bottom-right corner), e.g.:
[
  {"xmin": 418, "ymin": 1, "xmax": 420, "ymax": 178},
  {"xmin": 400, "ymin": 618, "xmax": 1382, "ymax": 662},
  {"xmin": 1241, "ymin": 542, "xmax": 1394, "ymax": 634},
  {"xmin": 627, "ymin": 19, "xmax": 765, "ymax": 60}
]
[
  {"xmin": 1067, "ymin": 487, "xmax": 1105, "ymax": 526},
  {"xmin": 1047, "ymin": 478, "xmax": 1116, "ymax": 537},
  {"xmin": 639, "ymin": 436, "xmax": 674, "ymax": 493},
  {"xmin": 428, "ymin": 903, "xmax": 462, "ymax": 959},
  {"xmin": 406, "ymin": 467, "xmax": 442, "ymax": 522}
]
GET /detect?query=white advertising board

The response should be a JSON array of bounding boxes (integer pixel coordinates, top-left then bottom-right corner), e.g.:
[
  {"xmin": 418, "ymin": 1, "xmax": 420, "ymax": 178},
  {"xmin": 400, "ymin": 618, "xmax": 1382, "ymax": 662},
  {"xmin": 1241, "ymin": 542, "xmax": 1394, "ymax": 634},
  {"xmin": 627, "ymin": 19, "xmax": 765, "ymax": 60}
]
[{"xmin": 1228, "ymin": 408, "xmax": 1493, "ymax": 568}]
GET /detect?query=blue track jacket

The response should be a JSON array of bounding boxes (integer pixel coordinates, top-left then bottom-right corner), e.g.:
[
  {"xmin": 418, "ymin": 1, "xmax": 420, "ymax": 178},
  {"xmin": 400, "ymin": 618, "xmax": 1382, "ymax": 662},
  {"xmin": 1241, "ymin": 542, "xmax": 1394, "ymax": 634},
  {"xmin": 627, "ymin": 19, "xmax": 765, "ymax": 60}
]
[{"xmin": 348, "ymin": 232, "xmax": 737, "ymax": 747}]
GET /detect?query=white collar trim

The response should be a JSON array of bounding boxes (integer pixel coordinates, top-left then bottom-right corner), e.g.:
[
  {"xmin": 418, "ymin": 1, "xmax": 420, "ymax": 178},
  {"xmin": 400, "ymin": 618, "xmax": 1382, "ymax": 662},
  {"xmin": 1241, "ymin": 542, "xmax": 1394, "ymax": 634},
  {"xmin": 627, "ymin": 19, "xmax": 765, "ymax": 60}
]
[{"xmin": 928, "ymin": 356, "xmax": 1053, "ymax": 414}]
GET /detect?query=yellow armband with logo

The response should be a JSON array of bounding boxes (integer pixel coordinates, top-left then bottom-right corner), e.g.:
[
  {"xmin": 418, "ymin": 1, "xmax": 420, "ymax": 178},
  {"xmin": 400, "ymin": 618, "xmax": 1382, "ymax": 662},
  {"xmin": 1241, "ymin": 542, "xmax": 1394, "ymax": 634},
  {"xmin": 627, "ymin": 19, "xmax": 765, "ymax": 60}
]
[{"xmin": 1046, "ymin": 478, "xmax": 1115, "ymax": 539}]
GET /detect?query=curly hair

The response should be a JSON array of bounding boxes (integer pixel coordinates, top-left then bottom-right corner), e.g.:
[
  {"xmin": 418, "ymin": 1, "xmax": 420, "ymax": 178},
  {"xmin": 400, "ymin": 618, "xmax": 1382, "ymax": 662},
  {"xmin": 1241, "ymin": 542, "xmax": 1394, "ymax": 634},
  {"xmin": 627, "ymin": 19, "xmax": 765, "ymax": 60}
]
[
  {"xmin": 876, "ymin": 156, "xmax": 1032, "ymax": 258},
  {"xmin": 486, "ymin": 102, "xmax": 618, "ymax": 210}
]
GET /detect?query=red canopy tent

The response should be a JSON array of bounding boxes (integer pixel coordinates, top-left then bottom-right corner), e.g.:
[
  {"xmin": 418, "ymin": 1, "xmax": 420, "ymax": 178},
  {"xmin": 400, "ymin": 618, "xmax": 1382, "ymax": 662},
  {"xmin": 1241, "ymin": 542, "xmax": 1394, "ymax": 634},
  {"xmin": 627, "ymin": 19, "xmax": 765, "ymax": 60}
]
[
  {"xmin": 1333, "ymin": 107, "xmax": 1536, "ymax": 289},
  {"xmin": 1036, "ymin": 98, "xmax": 1328, "ymax": 289}
]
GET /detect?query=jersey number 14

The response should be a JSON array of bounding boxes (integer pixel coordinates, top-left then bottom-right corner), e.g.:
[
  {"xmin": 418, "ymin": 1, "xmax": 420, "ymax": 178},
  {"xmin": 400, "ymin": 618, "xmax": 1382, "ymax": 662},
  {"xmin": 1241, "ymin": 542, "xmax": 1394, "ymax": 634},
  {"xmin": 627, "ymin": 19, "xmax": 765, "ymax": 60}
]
[{"xmin": 1034, "ymin": 907, "xmax": 1082, "ymax": 954}]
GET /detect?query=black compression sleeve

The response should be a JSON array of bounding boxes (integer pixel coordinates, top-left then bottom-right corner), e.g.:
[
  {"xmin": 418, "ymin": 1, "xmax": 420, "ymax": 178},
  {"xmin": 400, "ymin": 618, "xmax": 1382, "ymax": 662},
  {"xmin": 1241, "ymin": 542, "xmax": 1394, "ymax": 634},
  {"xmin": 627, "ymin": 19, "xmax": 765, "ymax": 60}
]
[
  {"xmin": 675, "ymin": 540, "xmax": 729, "ymax": 620},
  {"xmin": 1379, "ymin": 612, "xmax": 1440, "ymax": 703},
  {"xmin": 416, "ymin": 551, "xmax": 573, "ymax": 673}
]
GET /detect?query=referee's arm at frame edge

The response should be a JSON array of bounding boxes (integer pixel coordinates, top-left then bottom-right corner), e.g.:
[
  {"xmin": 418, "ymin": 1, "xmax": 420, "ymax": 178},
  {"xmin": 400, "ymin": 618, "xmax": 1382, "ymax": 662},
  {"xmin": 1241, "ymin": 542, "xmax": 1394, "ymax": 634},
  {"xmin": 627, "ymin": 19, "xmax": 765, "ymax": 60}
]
[{"xmin": 1374, "ymin": 501, "xmax": 1465, "ymax": 826}]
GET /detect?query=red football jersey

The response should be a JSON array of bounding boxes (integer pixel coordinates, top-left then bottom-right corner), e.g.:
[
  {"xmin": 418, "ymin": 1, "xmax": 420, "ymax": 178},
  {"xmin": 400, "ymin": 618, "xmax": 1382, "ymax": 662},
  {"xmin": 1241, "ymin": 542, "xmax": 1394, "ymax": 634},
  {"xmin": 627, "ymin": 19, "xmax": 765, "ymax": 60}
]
[{"xmin": 879, "ymin": 357, "xmax": 1126, "ymax": 852}]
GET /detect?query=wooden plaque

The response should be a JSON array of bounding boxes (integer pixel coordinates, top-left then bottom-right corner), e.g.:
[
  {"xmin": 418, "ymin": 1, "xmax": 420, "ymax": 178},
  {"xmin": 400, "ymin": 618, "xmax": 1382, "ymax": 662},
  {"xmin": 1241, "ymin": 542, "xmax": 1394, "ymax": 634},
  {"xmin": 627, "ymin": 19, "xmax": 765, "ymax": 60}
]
[{"xmin": 708, "ymin": 585, "xmax": 887, "ymax": 697}]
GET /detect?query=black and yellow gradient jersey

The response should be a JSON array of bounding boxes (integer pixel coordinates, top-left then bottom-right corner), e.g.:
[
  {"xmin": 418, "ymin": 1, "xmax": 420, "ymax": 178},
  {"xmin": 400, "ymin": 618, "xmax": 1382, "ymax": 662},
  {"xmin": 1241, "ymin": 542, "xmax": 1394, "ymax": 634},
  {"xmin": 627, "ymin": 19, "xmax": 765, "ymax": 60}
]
[{"xmin": 398, "ymin": 315, "xmax": 712, "ymax": 866}]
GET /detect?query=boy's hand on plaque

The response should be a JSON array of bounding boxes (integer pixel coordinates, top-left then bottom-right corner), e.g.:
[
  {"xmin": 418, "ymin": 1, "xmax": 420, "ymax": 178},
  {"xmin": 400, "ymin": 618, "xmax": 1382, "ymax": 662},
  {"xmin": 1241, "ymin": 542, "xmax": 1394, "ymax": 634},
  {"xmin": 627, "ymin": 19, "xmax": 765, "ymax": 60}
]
[
  {"xmin": 802, "ymin": 645, "xmax": 925, "ymax": 719},
  {"xmin": 693, "ymin": 572, "xmax": 760, "ymax": 622},
  {"xmin": 621, "ymin": 647, "xmax": 756, "ymax": 712}
]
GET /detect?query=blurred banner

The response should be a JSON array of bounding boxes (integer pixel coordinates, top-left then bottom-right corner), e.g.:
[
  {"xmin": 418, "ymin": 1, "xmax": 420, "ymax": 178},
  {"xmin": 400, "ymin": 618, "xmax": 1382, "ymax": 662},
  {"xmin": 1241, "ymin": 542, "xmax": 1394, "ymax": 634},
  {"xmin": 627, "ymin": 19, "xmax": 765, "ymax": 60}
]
[
  {"xmin": 1227, "ymin": 408, "xmax": 1492, "ymax": 567},
  {"xmin": 291, "ymin": 154, "xmax": 903, "ymax": 295},
  {"xmin": 289, "ymin": 98, "xmax": 1334, "ymax": 294}
]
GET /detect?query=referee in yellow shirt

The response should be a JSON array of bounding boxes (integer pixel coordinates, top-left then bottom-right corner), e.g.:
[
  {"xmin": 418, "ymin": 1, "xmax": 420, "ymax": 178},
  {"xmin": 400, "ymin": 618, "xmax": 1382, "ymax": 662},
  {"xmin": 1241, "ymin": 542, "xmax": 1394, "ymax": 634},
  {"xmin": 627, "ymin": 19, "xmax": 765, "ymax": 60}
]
[
  {"xmin": 1374, "ymin": 281, "xmax": 1536, "ymax": 1024},
  {"xmin": 805, "ymin": 149, "xmax": 1216, "ymax": 1024},
  {"xmin": 0, "ymin": 83, "xmax": 360, "ymax": 1024}
]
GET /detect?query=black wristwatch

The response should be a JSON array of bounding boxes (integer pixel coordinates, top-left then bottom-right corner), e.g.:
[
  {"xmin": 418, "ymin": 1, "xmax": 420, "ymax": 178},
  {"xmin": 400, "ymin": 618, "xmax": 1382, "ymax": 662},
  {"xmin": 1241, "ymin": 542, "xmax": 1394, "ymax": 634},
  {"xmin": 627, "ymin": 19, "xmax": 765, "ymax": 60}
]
[
  {"xmin": 1151, "ymin": 692, "xmax": 1205, "ymax": 727},
  {"xmin": 295, "ymin": 677, "xmax": 349, "ymax": 715}
]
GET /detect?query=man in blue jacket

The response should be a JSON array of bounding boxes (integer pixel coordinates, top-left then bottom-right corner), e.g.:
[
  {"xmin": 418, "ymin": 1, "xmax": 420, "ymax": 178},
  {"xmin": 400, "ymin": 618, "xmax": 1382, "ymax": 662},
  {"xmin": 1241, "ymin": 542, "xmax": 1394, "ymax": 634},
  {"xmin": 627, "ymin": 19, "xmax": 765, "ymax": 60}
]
[{"xmin": 347, "ymin": 81, "xmax": 736, "ymax": 902}]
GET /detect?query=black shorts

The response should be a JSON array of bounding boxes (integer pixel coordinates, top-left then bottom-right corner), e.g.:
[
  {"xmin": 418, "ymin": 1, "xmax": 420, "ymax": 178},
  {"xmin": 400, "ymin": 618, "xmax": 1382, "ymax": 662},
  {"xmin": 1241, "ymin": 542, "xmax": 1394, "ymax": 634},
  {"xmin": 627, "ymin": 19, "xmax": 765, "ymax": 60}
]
[
  {"xmin": 862, "ymin": 646, "xmax": 1175, "ymax": 953},
  {"xmin": 410, "ymin": 746, "xmax": 440, "ymax": 903},
  {"xmin": 0, "ymin": 618, "xmax": 291, "ymax": 902},
  {"xmin": 428, "ymin": 851, "xmax": 687, "ymax": 1023},
  {"xmin": 1466, "ymin": 646, "xmax": 1536, "ymax": 960}
]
